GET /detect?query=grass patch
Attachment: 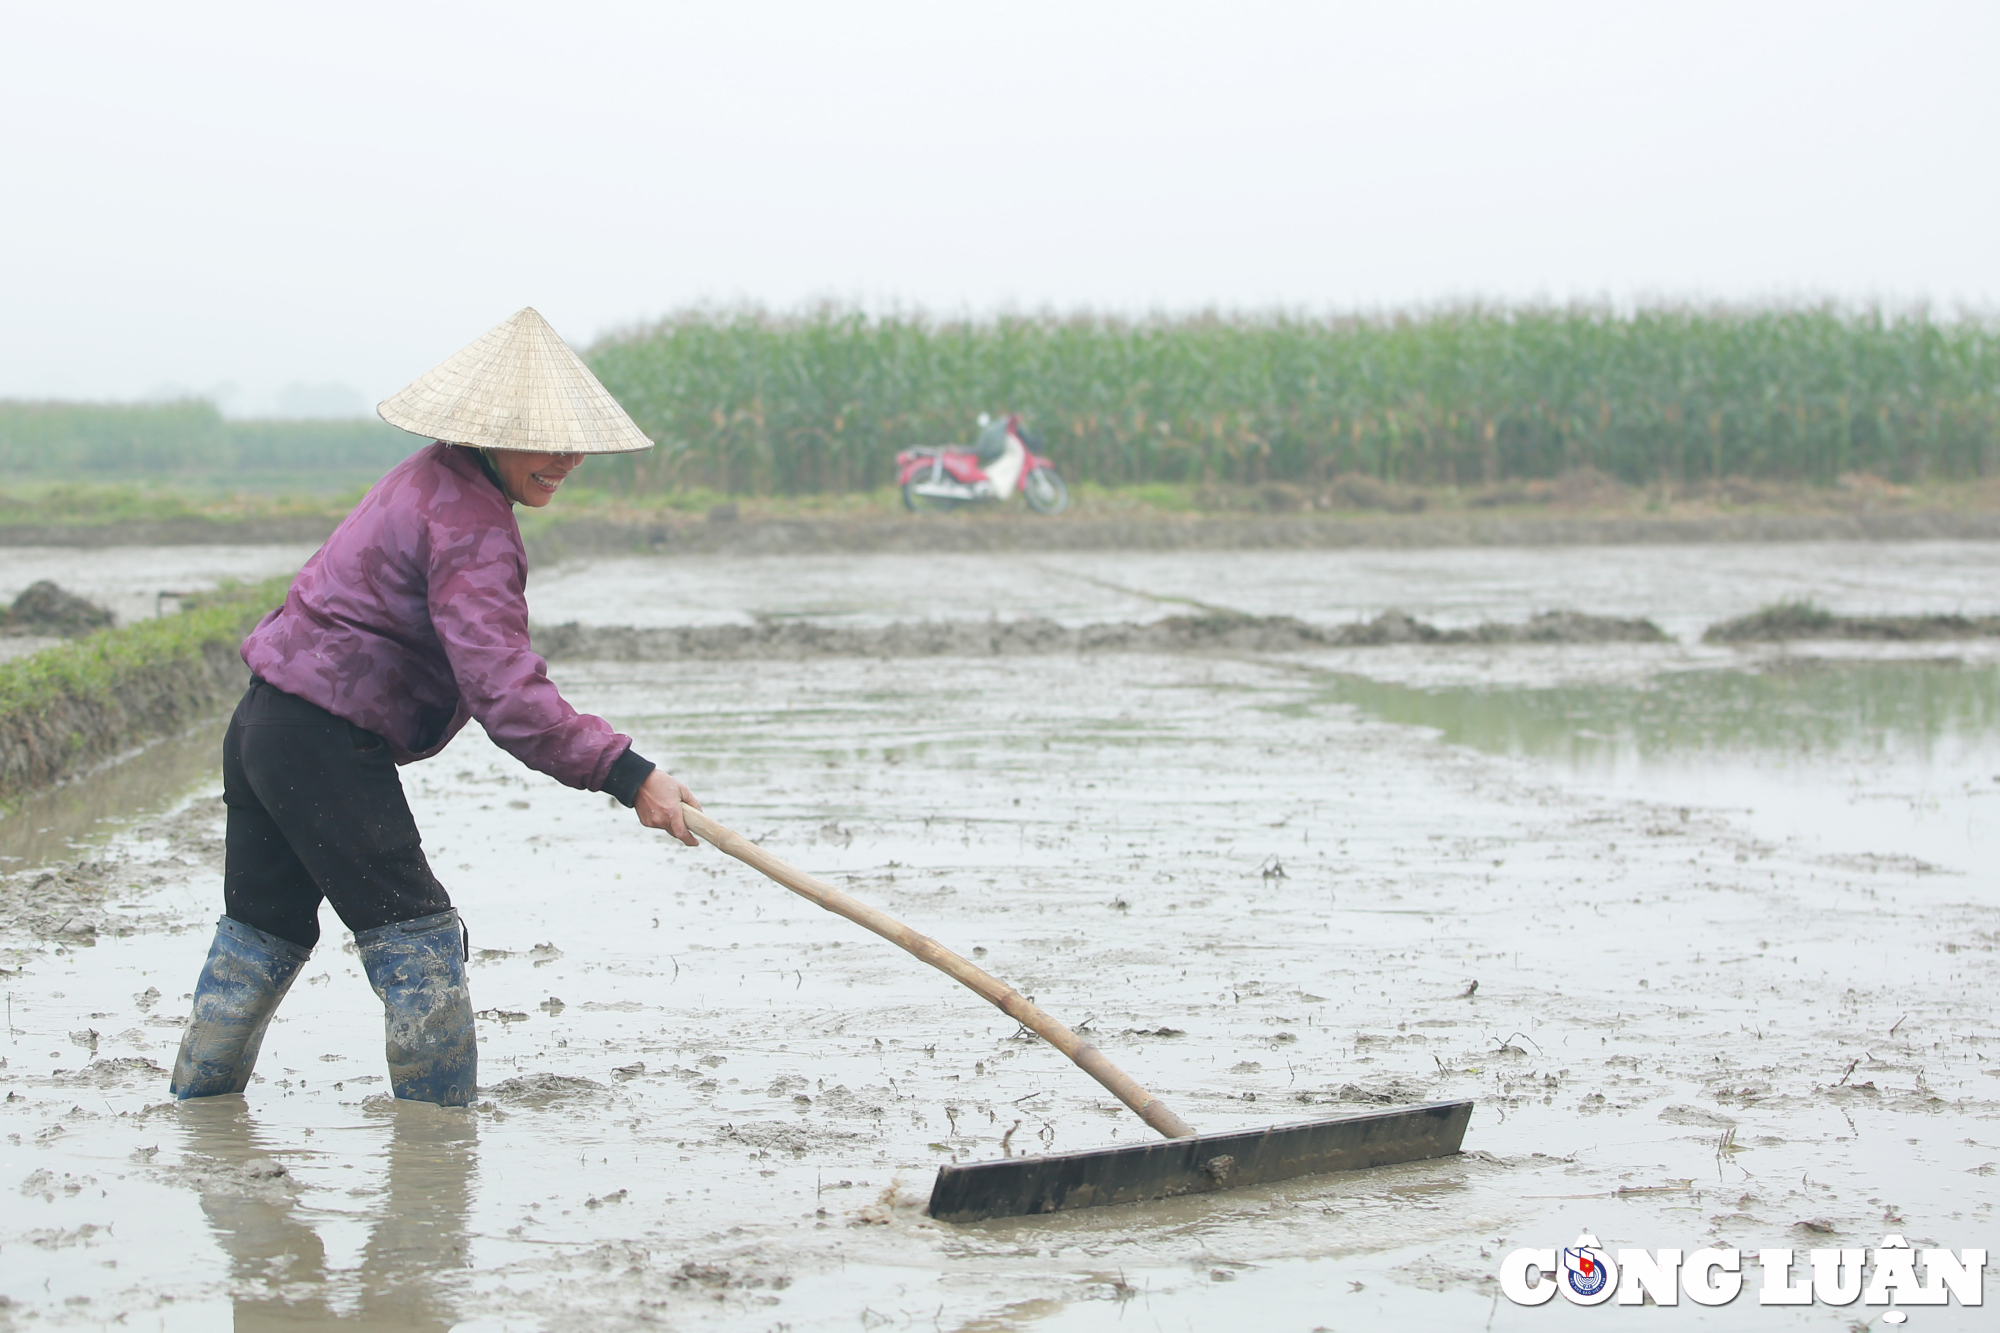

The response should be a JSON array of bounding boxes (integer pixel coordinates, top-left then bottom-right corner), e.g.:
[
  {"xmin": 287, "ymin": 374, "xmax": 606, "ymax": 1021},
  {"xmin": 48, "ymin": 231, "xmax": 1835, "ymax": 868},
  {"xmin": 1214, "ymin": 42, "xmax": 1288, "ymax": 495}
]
[
  {"xmin": 3, "ymin": 471, "xmax": 1998, "ymax": 540},
  {"xmin": 0, "ymin": 578, "xmax": 283, "ymax": 714},
  {"xmin": 1068, "ymin": 481, "xmax": 1201, "ymax": 514},
  {"xmin": 0, "ymin": 482, "xmax": 357, "ymax": 528}
]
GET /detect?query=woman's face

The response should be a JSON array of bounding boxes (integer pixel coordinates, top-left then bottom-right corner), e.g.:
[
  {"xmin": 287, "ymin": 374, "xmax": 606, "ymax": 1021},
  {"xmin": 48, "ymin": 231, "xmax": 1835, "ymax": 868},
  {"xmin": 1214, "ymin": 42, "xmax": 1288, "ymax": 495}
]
[{"xmin": 490, "ymin": 450, "xmax": 583, "ymax": 507}]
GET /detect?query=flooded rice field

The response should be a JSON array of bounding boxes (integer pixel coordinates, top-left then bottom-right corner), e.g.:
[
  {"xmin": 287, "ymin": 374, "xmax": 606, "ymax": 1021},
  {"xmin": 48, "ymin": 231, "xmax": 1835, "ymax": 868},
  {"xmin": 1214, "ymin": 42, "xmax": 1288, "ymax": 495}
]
[
  {"xmin": 3, "ymin": 542, "xmax": 1998, "ymax": 1330},
  {"xmin": 0, "ymin": 545, "xmax": 319, "ymax": 631},
  {"xmin": 526, "ymin": 540, "xmax": 2000, "ymax": 643}
]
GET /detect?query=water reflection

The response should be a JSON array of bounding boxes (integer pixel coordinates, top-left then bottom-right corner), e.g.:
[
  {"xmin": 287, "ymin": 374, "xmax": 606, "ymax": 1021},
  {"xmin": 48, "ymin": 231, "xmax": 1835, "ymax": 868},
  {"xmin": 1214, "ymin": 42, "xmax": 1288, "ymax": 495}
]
[
  {"xmin": 176, "ymin": 1097, "xmax": 475, "ymax": 1330},
  {"xmin": 1315, "ymin": 658, "xmax": 2000, "ymax": 766},
  {"xmin": 353, "ymin": 1103, "xmax": 477, "ymax": 1328},
  {"xmin": 0, "ymin": 718, "xmax": 227, "ymax": 869},
  {"xmin": 1318, "ymin": 656, "xmax": 2000, "ymax": 875}
]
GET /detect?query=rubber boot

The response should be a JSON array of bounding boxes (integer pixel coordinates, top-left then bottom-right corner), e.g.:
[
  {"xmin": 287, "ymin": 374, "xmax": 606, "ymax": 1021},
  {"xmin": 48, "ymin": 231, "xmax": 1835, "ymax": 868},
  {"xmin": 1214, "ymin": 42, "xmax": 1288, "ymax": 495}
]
[
  {"xmin": 170, "ymin": 916, "xmax": 312, "ymax": 1099},
  {"xmin": 354, "ymin": 909, "xmax": 477, "ymax": 1107}
]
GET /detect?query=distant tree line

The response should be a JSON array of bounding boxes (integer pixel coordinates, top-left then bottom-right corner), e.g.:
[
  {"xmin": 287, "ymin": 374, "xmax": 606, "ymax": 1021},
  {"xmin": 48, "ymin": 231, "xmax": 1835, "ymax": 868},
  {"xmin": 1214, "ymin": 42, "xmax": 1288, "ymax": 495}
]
[{"xmin": 0, "ymin": 400, "xmax": 417, "ymax": 477}]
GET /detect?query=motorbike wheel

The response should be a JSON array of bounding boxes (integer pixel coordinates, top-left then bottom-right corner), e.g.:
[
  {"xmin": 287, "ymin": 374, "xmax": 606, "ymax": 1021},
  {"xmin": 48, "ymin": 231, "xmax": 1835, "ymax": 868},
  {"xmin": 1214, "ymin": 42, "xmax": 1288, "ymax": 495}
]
[
  {"xmin": 1023, "ymin": 468, "xmax": 1070, "ymax": 516},
  {"xmin": 902, "ymin": 481, "xmax": 960, "ymax": 513}
]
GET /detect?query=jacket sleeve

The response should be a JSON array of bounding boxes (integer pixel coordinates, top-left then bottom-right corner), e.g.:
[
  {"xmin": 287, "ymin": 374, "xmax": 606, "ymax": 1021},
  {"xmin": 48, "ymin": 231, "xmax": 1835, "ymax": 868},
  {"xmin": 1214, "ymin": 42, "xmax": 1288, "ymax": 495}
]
[{"xmin": 425, "ymin": 514, "xmax": 631, "ymax": 790}]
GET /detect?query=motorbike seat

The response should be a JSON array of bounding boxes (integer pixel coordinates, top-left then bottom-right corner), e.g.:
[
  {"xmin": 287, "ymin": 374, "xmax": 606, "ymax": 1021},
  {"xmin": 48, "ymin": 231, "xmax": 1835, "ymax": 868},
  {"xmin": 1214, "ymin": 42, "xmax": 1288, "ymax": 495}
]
[{"xmin": 972, "ymin": 420, "xmax": 1012, "ymax": 463}]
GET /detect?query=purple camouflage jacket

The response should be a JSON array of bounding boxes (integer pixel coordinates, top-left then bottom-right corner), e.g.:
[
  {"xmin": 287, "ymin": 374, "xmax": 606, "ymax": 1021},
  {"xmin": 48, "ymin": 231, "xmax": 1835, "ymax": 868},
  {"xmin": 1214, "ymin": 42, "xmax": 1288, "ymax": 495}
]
[{"xmin": 241, "ymin": 441, "xmax": 632, "ymax": 790}]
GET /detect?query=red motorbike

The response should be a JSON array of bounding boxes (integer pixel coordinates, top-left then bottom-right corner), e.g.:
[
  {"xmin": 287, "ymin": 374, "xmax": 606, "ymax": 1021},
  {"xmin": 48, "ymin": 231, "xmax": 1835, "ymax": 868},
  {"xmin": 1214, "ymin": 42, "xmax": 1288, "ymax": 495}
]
[{"xmin": 896, "ymin": 414, "xmax": 1070, "ymax": 515}]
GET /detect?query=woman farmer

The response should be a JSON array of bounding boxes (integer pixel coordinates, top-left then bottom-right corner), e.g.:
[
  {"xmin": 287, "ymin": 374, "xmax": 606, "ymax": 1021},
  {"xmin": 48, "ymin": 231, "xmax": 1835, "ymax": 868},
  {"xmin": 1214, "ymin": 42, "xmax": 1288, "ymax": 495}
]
[{"xmin": 169, "ymin": 308, "xmax": 699, "ymax": 1107}]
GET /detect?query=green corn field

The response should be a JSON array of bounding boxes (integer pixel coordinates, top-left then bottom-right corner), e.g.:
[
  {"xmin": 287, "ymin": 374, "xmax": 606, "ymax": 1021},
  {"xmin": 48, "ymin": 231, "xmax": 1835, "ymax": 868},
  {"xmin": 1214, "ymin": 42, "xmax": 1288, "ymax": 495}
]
[
  {"xmin": 7, "ymin": 303, "xmax": 1996, "ymax": 498},
  {"xmin": 584, "ymin": 303, "xmax": 2000, "ymax": 494}
]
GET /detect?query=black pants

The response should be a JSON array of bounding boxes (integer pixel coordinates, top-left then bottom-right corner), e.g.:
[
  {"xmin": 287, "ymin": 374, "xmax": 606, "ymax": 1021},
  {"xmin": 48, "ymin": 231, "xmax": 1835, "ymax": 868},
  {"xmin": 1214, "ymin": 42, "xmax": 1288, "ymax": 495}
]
[{"xmin": 222, "ymin": 679, "xmax": 452, "ymax": 950}]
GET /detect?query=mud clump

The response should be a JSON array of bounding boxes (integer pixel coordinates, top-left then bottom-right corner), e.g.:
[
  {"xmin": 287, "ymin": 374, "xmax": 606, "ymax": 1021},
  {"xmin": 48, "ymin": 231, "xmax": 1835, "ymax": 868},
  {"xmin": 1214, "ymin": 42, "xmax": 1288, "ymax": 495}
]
[
  {"xmin": 52, "ymin": 1057, "xmax": 166, "ymax": 1089},
  {"xmin": 139, "ymin": 795, "xmax": 228, "ymax": 865},
  {"xmin": 803, "ymin": 1084, "xmax": 892, "ymax": 1119},
  {"xmin": 536, "ymin": 609, "xmax": 1671, "ymax": 662},
  {"xmin": 0, "ymin": 858, "xmax": 116, "ymax": 940},
  {"xmin": 719, "ymin": 1120, "xmax": 868, "ymax": 1156},
  {"xmin": 1317, "ymin": 1078, "xmax": 1432, "ymax": 1105},
  {"xmin": 19, "ymin": 1169, "xmax": 96, "ymax": 1202},
  {"xmin": 159, "ymin": 1155, "xmax": 298, "ymax": 1204},
  {"xmin": 1659, "ymin": 1104, "xmax": 1737, "ymax": 1128},
  {"xmin": 4, "ymin": 582, "xmax": 114, "ymax": 637},
  {"xmin": 1468, "ymin": 466, "xmax": 1630, "ymax": 511},
  {"xmin": 485, "ymin": 1073, "xmax": 610, "ymax": 1108},
  {"xmin": 1324, "ymin": 609, "xmax": 1668, "ymax": 646},
  {"xmin": 1704, "ymin": 600, "xmax": 2000, "ymax": 643},
  {"xmin": 1, "ymin": 797, "xmax": 224, "ymax": 938},
  {"xmin": 668, "ymin": 1261, "xmax": 790, "ymax": 1293}
]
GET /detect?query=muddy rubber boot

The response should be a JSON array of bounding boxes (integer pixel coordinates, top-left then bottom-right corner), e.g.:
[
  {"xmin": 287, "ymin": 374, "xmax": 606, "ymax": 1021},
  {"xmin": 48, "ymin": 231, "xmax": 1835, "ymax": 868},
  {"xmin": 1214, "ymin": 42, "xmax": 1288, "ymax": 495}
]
[
  {"xmin": 170, "ymin": 916, "xmax": 313, "ymax": 1099},
  {"xmin": 355, "ymin": 910, "xmax": 477, "ymax": 1107}
]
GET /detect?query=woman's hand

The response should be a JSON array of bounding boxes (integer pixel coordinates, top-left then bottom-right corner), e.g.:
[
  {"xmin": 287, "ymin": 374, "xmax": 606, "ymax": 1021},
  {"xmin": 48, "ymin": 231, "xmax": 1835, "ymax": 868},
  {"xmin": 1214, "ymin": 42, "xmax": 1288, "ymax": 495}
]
[{"xmin": 634, "ymin": 770, "xmax": 702, "ymax": 846}]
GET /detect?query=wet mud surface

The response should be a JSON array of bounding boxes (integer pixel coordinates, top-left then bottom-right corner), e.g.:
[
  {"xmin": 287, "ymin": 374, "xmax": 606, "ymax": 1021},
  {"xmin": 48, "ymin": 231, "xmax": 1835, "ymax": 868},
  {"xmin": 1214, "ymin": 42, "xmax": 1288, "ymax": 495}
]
[{"xmin": 2, "ymin": 544, "xmax": 1998, "ymax": 1329}]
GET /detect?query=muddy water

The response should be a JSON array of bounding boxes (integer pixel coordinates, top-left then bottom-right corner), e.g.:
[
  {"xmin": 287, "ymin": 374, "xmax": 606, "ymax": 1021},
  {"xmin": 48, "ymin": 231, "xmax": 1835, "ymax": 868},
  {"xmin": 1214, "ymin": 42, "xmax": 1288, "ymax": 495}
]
[
  {"xmin": 1317, "ymin": 655, "xmax": 2000, "ymax": 875},
  {"xmin": 527, "ymin": 540, "xmax": 2000, "ymax": 642},
  {"xmin": 0, "ymin": 721, "xmax": 229, "ymax": 872},
  {"xmin": 3, "ymin": 545, "xmax": 1999, "ymax": 1330}
]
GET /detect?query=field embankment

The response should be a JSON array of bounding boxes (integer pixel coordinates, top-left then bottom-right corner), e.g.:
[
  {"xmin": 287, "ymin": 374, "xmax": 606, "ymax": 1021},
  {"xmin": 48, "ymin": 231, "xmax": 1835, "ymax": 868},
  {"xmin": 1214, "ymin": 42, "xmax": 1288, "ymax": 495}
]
[
  {"xmin": 0, "ymin": 514, "xmax": 343, "ymax": 546},
  {"xmin": 1705, "ymin": 601, "xmax": 2000, "ymax": 643},
  {"xmin": 9, "ymin": 471, "xmax": 2000, "ymax": 554},
  {"xmin": 535, "ymin": 597, "xmax": 2000, "ymax": 664},
  {"xmin": 534, "ymin": 609, "xmax": 1668, "ymax": 661},
  {"xmin": 0, "ymin": 478, "xmax": 351, "ymax": 544},
  {"xmin": 0, "ymin": 579, "xmax": 284, "ymax": 802},
  {"xmin": 518, "ymin": 503, "xmax": 2000, "ymax": 563},
  {"xmin": 2, "ymin": 493, "xmax": 1989, "ymax": 558}
]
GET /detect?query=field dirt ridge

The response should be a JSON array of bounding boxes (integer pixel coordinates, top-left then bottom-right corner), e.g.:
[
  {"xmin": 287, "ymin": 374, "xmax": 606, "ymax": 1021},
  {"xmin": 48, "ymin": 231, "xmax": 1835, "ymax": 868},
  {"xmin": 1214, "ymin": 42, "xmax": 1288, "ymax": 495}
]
[{"xmin": 533, "ymin": 609, "xmax": 1669, "ymax": 662}]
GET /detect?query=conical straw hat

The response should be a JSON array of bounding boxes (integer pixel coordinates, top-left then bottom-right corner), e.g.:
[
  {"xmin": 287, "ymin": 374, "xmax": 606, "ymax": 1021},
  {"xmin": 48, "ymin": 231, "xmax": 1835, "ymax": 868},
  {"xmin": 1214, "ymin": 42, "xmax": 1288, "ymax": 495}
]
[{"xmin": 377, "ymin": 307, "xmax": 654, "ymax": 454}]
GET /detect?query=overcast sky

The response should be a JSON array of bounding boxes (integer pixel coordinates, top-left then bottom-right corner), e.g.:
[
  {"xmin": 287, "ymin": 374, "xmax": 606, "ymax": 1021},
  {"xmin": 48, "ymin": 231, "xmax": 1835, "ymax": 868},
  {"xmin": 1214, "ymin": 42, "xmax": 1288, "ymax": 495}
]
[{"xmin": 2, "ymin": 1, "xmax": 1994, "ymax": 414}]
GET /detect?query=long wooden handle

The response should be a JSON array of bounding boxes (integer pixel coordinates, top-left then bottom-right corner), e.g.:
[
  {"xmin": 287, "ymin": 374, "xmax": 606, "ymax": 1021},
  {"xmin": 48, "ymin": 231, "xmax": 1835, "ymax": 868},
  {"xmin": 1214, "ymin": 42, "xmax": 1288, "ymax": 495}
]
[{"xmin": 681, "ymin": 806, "xmax": 1195, "ymax": 1140}]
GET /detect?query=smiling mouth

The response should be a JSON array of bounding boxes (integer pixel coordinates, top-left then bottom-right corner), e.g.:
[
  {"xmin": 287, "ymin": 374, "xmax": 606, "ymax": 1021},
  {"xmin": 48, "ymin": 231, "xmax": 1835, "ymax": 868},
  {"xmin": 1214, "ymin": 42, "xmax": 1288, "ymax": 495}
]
[{"xmin": 530, "ymin": 471, "xmax": 565, "ymax": 493}]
